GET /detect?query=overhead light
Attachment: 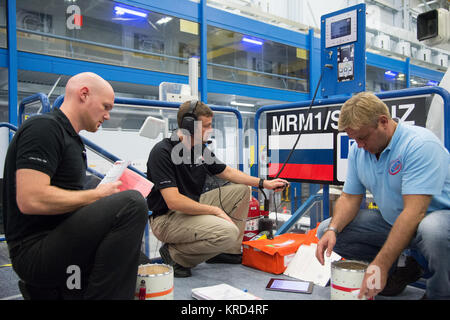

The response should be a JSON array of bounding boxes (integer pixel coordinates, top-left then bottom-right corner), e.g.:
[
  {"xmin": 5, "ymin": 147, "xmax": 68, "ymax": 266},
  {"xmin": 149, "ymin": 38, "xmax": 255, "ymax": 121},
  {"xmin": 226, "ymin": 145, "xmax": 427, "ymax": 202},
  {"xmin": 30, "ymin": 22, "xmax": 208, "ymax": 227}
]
[
  {"xmin": 156, "ymin": 17, "xmax": 173, "ymax": 24},
  {"xmin": 230, "ymin": 101, "xmax": 255, "ymax": 107},
  {"xmin": 114, "ymin": 5, "xmax": 148, "ymax": 18},
  {"xmin": 242, "ymin": 36, "xmax": 263, "ymax": 46},
  {"xmin": 384, "ymin": 70, "xmax": 398, "ymax": 79},
  {"xmin": 417, "ymin": 0, "xmax": 437, "ymax": 7}
]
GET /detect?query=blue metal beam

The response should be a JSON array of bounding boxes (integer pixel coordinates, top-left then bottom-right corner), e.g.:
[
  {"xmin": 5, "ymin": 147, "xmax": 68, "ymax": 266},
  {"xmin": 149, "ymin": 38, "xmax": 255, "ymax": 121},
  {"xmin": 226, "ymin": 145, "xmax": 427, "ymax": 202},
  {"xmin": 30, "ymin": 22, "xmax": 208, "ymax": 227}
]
[
  {"xmin": 7, "ymin": 0, "xmax": 17, "ymax": 127},
  {"xmin": 410, "ymin": 63, "xmax": 444, "ymax": 81},
  {"xmin": 17, "ymin": 51, "xmax": 189, "ymax": 88},
  {"xmin": 366, "ymin": 51, "xmax": 406, "ymax": 73},
  {"xmin": 118, "ymin": 0, "xmax": 198, "ymax": 21},
  {"xmin": 0, "ymin": 48, "xmax": 7, "ymax": 67},
  {"xmin": 200, "ymin": 0, "xmax": 207, "ymax": 103},
  {"xmin": 405, "ymin": 57, "xmax": 411, "ymax": 88},
  {"xmin": 276, "ymin": 193, "xmax": 322, "ymax": 235},
  {"xmin": 53, "ymin": 95, "xmax": 245, "ymax": 172},
  {"xmin": 206, "ymin": 5, "xmax": 309, "ymax": 48},
  {"xmin": 18, "ymin": 93, "xmax": 51, "ymax": 126},
  {"xmin": 207, "ymin": 79, "xmax": 309, "ymax": 102}
]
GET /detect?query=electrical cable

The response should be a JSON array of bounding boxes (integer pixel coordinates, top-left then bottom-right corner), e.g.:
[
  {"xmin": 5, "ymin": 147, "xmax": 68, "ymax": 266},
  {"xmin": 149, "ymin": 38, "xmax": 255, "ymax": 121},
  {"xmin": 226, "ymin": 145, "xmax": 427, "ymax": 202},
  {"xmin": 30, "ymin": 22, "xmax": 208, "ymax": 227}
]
[
  {"xmin": 270, "ymin": 64, "xmax": 333, "ymax": 228},
  {"xmin": 197, "ymin": 63, "xmax": 332, "ymax": 227},
  {"xmin": 200, "ymin": 161, "xmax": 251, "ymax": 222},
  {"xmin": 274, "ymin": 64, "xmax": 333, "ymax": 180}
]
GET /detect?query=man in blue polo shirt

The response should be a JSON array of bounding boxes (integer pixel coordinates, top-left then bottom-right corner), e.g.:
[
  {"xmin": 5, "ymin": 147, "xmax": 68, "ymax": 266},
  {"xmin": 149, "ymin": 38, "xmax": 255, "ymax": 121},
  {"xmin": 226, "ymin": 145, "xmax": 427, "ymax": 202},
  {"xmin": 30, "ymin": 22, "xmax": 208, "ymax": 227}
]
[{"xmin": 315, "ymin": 91, "xmax": 450, "ymax": 300}]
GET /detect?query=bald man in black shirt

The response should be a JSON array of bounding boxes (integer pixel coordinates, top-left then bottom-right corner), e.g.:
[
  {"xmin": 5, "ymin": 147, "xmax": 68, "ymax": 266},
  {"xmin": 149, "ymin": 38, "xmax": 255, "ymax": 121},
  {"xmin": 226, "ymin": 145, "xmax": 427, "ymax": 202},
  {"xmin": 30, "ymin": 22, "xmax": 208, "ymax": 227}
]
[{"xmin": 2, "ymin": 72, "xmax": 148, "ymax": 299}]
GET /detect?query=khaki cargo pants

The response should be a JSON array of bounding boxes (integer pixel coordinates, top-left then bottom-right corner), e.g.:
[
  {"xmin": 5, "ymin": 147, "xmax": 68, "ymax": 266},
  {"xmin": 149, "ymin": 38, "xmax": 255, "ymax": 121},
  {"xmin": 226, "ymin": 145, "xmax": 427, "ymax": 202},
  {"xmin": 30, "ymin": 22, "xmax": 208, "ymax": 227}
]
[{"xmin": 150, "ymin": 183, "xmax": 250, "ymax": 268}]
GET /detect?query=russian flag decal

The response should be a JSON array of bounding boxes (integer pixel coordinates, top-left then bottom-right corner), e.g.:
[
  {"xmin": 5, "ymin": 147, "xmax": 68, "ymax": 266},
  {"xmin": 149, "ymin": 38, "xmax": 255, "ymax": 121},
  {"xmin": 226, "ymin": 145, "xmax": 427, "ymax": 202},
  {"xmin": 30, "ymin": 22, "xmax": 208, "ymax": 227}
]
[{"xmin": 268, "ymin": 133, "xmax": 334, "ymax": 182}]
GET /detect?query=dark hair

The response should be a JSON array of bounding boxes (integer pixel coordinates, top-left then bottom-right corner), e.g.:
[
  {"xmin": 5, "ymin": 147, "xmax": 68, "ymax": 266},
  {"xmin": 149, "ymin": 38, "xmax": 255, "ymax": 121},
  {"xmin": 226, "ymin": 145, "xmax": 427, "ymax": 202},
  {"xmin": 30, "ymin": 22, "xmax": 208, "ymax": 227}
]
[{"xmin": 177, "ymin": 100, "xmax": 213, "ymax": 128}]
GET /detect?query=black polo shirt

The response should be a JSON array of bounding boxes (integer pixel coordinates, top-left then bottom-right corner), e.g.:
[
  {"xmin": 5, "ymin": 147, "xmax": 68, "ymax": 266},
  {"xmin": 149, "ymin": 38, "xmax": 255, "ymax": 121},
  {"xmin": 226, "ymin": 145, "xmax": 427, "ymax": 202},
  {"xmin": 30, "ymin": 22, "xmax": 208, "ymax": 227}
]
[
  {"xmin": 2, "ymin": 108, "xmax": 87, "ymax": 243},
  {"xmin": 146, "ymin": 132, "xmax": 226, "ymax": 217}
]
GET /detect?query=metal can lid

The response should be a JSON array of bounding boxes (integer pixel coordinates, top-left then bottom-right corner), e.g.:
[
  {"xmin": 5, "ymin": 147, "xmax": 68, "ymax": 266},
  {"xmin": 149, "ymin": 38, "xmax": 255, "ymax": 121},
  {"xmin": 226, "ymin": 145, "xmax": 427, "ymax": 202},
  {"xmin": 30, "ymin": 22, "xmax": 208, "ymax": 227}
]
[
  {"xmin": 137, "ymin": 263, "xmax": 173, "ymax": 277},
  {"xmin": 331, "ymin": 260, "xmax": 368, "ymax": 272}
]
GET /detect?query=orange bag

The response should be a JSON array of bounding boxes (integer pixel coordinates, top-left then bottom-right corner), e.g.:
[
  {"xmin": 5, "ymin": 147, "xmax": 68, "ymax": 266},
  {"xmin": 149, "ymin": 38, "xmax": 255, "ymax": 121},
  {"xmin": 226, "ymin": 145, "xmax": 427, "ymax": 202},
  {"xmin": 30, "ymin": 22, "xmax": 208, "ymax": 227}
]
[{"xmin": 242, "ymin": 228, "xmax": 318, "ymax": 274}]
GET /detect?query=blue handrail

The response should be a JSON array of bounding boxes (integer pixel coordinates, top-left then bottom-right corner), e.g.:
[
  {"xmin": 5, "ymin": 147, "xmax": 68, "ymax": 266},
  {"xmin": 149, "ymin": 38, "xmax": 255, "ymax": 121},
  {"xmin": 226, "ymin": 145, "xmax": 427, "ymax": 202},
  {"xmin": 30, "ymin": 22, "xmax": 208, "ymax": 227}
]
[
  {"xmin": 18, "ymin": 93, "xmax": 51, "ymax": 126},
  {"xmin": 255, "ymin": 86, "xmax": 450, "ymax": 234},
  {"xmin": 53, "ymin": 95, "xmax": 244, "ymax": 172},
  {"xmin": 255, "ymin": 87, "xmax": 450, "ymax": 165},
  {"xmin": 17, "ymin": 28, "xmax": 189, "ymax": 63},
  {"xmin": 17, "ymin": 28, "xmax": 308, "ymax": 87},
  {"xmin": 0, "ymin": 122, "xmax": 18, "ymax": 131}
]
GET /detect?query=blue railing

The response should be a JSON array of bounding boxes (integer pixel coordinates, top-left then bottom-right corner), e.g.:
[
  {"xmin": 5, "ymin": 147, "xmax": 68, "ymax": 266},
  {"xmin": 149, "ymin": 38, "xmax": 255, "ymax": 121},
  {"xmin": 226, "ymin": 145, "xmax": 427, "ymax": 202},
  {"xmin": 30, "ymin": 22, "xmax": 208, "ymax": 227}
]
[
  {"xmin": 17, "ymin": 28, "xmax": 188, "ymax": 63},
  {"xmin": 53, "ymin": 95, "xmax": 244, "ymax": 172},
  {"xmin": 18, "ymin": 93, "xmax": 51, "ymax": 127},
  {"xmin": 255, "ymin": 86, "xmax": 450, "ymax": 235},
  {"xmin": 0, "ymin": 122, "xmax": 18, "ymax": 132},
  {"xmin": 6, "ymin": 94, "xmax": 244, "ymax": 257},
  {"xmin": 18, "ymin": 28, "xmax": 307, "ymax": 92}
]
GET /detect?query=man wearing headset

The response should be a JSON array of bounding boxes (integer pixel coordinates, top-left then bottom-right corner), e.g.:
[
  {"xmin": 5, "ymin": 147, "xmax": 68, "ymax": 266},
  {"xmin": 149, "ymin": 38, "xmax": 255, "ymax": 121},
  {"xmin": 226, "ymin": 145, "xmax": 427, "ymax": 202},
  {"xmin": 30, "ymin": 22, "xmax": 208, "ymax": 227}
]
[{"xmin": 146, "ymin": 100, "xmax": 288, "ymax": 277}]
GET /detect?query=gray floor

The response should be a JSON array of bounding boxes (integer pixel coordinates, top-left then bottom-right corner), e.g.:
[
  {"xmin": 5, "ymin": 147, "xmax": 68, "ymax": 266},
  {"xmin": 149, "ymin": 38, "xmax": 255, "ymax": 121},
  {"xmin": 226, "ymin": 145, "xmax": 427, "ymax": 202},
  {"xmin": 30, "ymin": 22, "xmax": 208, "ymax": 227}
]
[
  {"xmin": 173, "ymin": 261, "xmax": 425, "ymax": 300},
  {"xmin": 0, "ymin": 239, "xmax": 425, "ymax": 301}
]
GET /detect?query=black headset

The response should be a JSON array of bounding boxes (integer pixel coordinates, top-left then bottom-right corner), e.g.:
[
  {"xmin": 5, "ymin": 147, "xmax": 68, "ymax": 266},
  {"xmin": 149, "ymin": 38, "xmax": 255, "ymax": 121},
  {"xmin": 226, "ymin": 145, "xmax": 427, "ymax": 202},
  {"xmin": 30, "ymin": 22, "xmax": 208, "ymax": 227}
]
[{"xmin": 180, "ymin": 100, "xmax": 198, "ymax": 135}]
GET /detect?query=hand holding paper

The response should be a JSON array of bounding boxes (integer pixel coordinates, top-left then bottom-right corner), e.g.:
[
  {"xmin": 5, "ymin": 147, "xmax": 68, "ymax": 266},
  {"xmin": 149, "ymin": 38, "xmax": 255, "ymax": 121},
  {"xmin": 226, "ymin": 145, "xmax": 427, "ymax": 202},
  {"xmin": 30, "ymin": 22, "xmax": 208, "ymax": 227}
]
[{"xmin": 99, "ymin": 160, "xmax": 153, "ymax": 198}]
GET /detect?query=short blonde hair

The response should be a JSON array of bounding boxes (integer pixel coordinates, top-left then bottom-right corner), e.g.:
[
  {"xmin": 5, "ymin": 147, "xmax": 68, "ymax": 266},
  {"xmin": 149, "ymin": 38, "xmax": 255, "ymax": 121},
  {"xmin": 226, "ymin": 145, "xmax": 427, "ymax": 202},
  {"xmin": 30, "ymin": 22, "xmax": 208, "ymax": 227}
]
[{"xmin": 338, "ymin": 92, "xmax": 391, "ymax": 131}]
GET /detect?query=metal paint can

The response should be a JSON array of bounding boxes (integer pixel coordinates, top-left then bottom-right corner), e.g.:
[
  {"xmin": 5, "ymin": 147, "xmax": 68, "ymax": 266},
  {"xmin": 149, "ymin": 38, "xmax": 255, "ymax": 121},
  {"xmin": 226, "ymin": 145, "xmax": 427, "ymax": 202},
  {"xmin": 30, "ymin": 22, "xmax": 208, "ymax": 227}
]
[
  {"xmin": 331, "ymin": 260, "xmax": 371, "ymax": 300},
  {"xmin": 135, "ymin": 263, "xmax": 174, "ymax": 300}
]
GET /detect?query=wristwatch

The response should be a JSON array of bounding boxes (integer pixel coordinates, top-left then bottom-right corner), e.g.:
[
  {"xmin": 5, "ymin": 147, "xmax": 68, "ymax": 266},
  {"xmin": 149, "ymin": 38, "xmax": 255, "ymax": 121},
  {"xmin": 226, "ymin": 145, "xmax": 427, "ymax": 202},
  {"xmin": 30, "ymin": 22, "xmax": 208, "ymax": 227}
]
[
  {"xmin": 324, "ymin": 226, "xmax": 339, "ymax": 236},
  {"xmin": 258, "ymin": 178, "xmax": 265, "ymax": 190}
]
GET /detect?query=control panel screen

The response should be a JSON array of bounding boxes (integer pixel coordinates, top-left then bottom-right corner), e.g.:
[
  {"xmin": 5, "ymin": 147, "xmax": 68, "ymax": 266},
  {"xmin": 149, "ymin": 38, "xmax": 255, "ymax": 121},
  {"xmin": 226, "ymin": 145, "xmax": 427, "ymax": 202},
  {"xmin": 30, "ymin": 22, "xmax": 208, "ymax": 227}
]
[
  {"xmin": 324, "ymin": 9, "xmax": 357, "ymax": 48},
  {"xmin": 331, "ymin": 18, "xmax": 351, "ymax": 39}
]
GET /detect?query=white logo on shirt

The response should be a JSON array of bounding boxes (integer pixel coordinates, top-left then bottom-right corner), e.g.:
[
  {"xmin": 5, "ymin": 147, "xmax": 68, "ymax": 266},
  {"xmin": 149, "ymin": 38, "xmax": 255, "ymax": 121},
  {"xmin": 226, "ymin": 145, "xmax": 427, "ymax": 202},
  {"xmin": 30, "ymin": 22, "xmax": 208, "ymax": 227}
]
[{"xmin": 28, "ymin": 156, "xmax": 48, "ymax": 164}]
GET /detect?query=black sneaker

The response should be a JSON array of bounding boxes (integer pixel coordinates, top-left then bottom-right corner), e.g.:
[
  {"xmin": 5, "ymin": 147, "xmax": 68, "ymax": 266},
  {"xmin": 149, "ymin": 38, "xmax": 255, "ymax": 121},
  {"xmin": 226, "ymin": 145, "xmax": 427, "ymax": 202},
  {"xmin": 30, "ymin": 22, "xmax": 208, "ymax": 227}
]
[
  {"xmin": 206, "ymin": 253, "xmax": 242, "ymax": 264},
  {"xmin": 159, "ymin": 243, "xmax": 192, "ymax": 278},
  {"xmin": 379, "ymin": 256, "xmax": 423, "ymax": 296}
]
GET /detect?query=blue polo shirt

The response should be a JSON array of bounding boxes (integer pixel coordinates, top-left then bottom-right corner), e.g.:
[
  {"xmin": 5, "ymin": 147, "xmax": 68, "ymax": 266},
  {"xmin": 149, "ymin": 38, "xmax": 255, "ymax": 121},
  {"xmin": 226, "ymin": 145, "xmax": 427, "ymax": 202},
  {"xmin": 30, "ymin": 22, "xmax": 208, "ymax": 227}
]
[{"xmin": 343, "ymin": 121, "xmax": 450, "ymax": 225}]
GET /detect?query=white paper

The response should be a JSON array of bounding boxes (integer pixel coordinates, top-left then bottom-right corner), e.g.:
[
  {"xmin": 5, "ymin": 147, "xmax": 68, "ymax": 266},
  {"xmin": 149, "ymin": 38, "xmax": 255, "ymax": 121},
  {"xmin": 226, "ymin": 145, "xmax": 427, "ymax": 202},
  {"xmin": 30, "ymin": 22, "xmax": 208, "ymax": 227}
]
[
  {"xmin": 283, "ymin": 244, "xmax": 341, "ymax": 287},
  {"xmin": 99, "ymin": 160, "xmax": 131, "ymax": 185},
  {"xmin": 192, "ymin": 283, "xmax": 261, "ymax": 300}
]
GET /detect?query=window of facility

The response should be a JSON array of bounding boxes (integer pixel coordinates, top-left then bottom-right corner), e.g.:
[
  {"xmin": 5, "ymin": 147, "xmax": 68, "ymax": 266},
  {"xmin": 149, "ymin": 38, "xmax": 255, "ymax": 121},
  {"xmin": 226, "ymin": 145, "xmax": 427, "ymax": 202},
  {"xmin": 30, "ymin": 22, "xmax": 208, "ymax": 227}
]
[
  {"xmin": 207, "ymin": 26, "xmax": 309, "ymax": 92},
  {"xmin": 15, "ymin": 0, "xmax": 199, "ymax": 75},
  {"xmin": 366, "ymin": 65, "xmax": 406, "ymax": 92},
  {"xmin": 97, "ymin": 104, "xmax": 240, "ymax": 168},
  {"xmin": 410, "ymin": 75, "xmax": 439, "ymax": 88},
  {"xmin": 0, "ymin": 0, "xmax": 6, "ymax": 48}
]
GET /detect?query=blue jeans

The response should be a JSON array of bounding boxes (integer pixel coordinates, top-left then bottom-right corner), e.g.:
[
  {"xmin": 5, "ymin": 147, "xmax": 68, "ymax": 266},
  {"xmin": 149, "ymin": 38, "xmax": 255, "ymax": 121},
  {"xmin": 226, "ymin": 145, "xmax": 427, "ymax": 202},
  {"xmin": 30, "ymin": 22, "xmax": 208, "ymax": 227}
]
[{"xmin": 317, "ymin": 209, "xmax": 450, "ymax": 300}]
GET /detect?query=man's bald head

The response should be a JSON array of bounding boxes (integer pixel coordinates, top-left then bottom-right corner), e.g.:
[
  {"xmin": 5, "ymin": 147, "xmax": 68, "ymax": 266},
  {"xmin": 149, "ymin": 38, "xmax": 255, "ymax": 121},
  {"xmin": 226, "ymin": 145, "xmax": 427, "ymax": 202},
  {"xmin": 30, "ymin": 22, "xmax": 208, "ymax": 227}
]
[
  {"xmin": 65, "ymin": 72, "xmax": 114, "ymax": 101},
  {"xmin": 61, "ymin": 72, "xmax": 115, "ymax": 133}
]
